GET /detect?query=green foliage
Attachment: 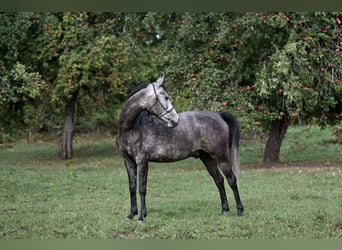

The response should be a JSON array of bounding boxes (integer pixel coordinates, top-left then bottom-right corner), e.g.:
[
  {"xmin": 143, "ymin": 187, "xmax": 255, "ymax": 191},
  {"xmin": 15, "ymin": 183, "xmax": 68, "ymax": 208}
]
[
  {"xmin": 0, "ymin": 61, "xmax": 46, "ymax": 143},
  {"xmin": 0, "ymin": 13, "xmax": 43, "ymax": 143},
  {"xmin": 0, "ymin": 12, "xmax": 34, "ymax": 63},
  {"xmin": 35, "ymin": 13, "xmax": 158, "ymax": 132},
  {"xmin": 0, "ymin": 62, "xmax": 46, "ymax": 104},
  {"xmin": 248, "ymin": 13, "xmax": 342, "ymax": 126},
  {"xmin": 153, "ymin": 12, "xmax": 341, "ymax": 133},
  {"xmin": 1, "ymin": 12, "xmax": 341, "ymax": 143},
  {"xmin": 1, "ymin": 12, "xmax": 162, "ymax": 141}
]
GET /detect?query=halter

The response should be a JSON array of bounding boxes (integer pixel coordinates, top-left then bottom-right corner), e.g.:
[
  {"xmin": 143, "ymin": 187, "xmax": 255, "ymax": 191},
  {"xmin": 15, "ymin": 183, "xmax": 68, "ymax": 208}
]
[{"xmin": 148, "ymin": 83, "xmax": 175, "ymax": 118}]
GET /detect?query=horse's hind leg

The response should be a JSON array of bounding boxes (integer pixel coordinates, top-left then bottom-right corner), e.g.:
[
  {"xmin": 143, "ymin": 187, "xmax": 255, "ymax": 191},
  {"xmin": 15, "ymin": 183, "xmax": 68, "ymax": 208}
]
[
  {"xmin": 199, "ymin": 152, "xmax": 229, "ymax": 213},
  {"xmin": 124, "ymin": 157, "xmax": 138, "ymax": 220},
  {"xmin": 217, "ymin": 161, "xmax": 244, "ymax": 216}
]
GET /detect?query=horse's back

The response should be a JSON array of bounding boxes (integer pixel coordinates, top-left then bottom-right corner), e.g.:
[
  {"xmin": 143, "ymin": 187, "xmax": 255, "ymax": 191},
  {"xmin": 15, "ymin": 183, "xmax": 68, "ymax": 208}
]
[
  {"xmin": 179, "ymin": 110, "xmax": 230, "ymax": 146},
  {"xmin": 178, "ymin": 111, "xmax": 229, "ymax": 135}
]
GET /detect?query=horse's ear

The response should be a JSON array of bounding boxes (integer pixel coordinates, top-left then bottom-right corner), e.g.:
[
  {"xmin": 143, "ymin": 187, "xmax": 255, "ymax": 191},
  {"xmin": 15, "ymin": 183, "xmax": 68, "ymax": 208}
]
[{"xmin": 155, "ymin": 75, "xmax": 164, "ymax": 87}]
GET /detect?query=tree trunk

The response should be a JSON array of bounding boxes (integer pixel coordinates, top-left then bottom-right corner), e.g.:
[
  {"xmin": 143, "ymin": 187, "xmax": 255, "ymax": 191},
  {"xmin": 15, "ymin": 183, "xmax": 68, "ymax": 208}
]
[
  {"xmin": 263, "ymin": 117, "xmax": 289, "ymax": 165},
  {"xmin": 60, "ymin": 91, "xmax": 78, "ymax": 160}
]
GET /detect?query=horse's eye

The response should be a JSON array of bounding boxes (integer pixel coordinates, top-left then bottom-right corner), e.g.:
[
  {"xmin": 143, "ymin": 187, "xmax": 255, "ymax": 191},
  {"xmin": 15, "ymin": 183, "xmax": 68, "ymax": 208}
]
[{"xmin": 165, "ymin": 96, "xmax": 170, "ymax": 101}]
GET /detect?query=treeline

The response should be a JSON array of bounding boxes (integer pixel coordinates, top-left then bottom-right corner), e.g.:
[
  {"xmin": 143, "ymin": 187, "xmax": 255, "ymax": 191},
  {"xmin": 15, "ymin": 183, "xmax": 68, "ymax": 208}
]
[{"xmin": 1, "ymin": 12, "xmax": 341, "ymax": 163}]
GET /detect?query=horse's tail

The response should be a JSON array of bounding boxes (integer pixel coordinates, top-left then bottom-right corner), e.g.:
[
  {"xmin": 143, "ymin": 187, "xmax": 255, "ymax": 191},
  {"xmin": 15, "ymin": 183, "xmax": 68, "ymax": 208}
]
[{"xmin": 219, "ymin": 112, "xmax": 241, "ymax": 181}]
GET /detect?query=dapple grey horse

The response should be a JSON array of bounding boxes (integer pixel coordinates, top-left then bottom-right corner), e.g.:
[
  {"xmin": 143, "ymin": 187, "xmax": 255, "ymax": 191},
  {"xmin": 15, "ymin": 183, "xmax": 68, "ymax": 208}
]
[{"xmin": 116, "ymin": 76, "xmax": 244, "ymax": 222}]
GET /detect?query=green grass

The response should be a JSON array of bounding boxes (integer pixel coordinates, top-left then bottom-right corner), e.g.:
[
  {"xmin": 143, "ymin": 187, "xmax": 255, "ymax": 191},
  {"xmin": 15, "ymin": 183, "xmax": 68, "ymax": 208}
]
[
  {"xmin": 281, "ymin": 125, "xmax": 342, "ymax": 163},
  {"xmin": 240, "ymin": 125, "xmax": 342, "ymax": 165},
  {"xmin": 0, "ymin": 126, "xmax": 342, "ymax": 239}
]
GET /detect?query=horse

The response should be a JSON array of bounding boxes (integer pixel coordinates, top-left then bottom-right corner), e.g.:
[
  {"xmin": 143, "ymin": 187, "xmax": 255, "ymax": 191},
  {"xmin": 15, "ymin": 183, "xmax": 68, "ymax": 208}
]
[{"xmin": 116, "ymin": 75, "xmax": 244, "ymax": 222}]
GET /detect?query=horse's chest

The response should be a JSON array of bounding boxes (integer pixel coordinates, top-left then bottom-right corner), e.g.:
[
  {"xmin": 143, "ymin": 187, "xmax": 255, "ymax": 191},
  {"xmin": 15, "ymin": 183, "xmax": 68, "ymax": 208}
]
[{"xmin": 118, "ymin": 132, "xmax": 141, "ymax": 155}]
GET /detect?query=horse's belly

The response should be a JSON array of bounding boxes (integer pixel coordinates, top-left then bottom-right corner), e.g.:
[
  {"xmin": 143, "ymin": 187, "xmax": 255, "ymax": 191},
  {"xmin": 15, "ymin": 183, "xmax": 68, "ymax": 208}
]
[{"xmin": 148, "ymin": 146, "xmax": 193, "ymax": 162}]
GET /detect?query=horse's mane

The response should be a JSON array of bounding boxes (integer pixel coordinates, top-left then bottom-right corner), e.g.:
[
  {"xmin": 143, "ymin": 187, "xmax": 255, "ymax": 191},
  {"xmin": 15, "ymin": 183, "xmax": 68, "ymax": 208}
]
[
  {"xmin": 127, "ymin": 83, "xmax": 150, "ymax": 99},
  {"xmin": 127, "ymin": 82, "xmax": 169, "ymax": 100}
]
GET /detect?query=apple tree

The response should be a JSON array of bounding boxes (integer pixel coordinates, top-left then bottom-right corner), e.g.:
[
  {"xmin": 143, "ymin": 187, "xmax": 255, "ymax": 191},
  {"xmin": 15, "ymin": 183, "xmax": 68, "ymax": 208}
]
[
  {"xmin": 232, "ymin": 12, "xmax": 342, "ymax": 163},
  {"xmin": 35, "ymin": 12, "xmax": 156, "ymax": 159},
  {"xmin": 149, "ymin": 12, "xmax": 342, "ymax": 164},
  {"xmin": 0, "ymin": 12, "xmax": 46, "ymax": 143}
]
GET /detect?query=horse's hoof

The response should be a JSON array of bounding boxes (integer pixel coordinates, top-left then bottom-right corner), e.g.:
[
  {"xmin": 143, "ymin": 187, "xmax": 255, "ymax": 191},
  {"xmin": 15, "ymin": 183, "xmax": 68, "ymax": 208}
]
[
  {"xmin": 220, "ymin": 210, "xmax": 229, "ymax": 216},
  {"xmin": 237, "ymin": 210, "xmax": 244, "ymax": 217},
  {"xmin": 126, "ymin": 214, "xmax": 136, "ymax": 221}
]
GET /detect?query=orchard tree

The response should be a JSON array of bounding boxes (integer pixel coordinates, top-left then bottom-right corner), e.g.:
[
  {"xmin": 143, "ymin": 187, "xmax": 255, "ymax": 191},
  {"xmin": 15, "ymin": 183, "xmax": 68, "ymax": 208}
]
[
  {"xmin": 35, "ymin": 12, "xmax": 157, "ymax": 159},
  {"xmin": 1, "ymin": 12, "xmax": 161, "ymax": 157},
  {"xmin": 150, "ymin": 13, "xmax": 240, "ymax": 110},
  {"xmin": 233, "ymin": 12, "xmax": 342, "ymax": 163},
  {"xmin": 149, "ymin": 12, "xmax": 342, "ymax": 164},
  {"xmin": 0, "ymin": 12, "xmax": 46, "ymax": 143},
  {"xmin": 2, "ymin": 12, "xmax": 340, "ymax": 165}
]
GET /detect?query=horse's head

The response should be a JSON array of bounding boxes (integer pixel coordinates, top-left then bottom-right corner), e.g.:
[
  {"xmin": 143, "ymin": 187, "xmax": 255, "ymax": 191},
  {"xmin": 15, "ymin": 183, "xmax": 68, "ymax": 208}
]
[{"xmin": 148, "ymin": 75, "xmax": 179, "ymax": 128}]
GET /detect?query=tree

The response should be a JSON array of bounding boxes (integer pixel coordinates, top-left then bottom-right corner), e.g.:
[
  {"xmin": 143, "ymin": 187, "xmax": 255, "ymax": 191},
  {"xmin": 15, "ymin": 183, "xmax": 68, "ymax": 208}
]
[
  {"xmin": 1, "ymin": 12, "xmax": 340, "ymax": 165},
  {"xmin": 0, "ymin": 13, "xmax": 46, "ymax": 143},
  {"xmin": 148, "ymin": 12, "xmax": 342, "ymax": 164},
  {"xmin": 35, "ymin": 12, "xmax": 157, "ymax": 159},
  {"xmin": 1, "ymin": 12, "xmax": 161, "ymax": 157},
  {"xmin": 235, "ymin": 12, "xmax": 342, "ymax": 164}
]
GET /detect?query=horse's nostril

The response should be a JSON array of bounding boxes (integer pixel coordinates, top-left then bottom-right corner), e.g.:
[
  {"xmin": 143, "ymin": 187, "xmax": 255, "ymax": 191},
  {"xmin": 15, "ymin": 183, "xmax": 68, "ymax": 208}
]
[{"xmin": 170, "ymin": 119, "xmax": 179, "ymax": 128}]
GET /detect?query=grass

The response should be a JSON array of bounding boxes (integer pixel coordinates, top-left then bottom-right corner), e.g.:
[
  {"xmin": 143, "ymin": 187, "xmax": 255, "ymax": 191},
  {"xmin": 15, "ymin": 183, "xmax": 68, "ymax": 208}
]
[
  {"xmin": 0, "ymin": 126, "xmax": 342, "ymax": 239},
  {"xmin": 240, "ymin": 125, "xmax": 342, "ymax": 165}
]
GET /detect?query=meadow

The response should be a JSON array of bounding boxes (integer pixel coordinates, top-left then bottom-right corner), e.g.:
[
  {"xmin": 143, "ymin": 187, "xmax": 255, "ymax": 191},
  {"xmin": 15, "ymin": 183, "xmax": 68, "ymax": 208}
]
[{"xmin": 0, "ymin": 125, "xmax": 341, "ymax": 239}]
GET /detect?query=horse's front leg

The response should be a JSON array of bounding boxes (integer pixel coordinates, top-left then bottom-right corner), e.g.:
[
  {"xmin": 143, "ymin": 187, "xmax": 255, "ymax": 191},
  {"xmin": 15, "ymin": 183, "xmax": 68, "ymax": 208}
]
[
  {"xmin": 137, "ymin": 159, "xmax": 149, "ymax": 222},
  {"xmin": 124, "ymin": 158, "xmax": 138, "ymax": 220}
]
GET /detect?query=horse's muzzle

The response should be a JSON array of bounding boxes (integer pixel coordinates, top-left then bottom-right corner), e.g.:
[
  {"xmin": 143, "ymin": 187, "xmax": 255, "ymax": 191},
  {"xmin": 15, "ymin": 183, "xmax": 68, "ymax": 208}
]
[{"xmin": 168, "ymin": 117, "xmax": 179, "ymax": 128}]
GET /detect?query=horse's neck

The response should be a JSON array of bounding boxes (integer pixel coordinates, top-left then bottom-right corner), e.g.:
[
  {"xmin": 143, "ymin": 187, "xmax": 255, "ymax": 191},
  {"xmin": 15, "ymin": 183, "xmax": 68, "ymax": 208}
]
[{"xmin": 118, "ymin": 92, "xmax": 148, "ymax": 133}]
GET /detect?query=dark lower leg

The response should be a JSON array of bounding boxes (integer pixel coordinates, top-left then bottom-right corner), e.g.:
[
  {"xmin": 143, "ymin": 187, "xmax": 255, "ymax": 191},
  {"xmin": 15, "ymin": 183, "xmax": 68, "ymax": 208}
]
[
  {"xmin": 127, "ymin": 179, "xmax": 138, "ymax": 219},
  {"xmin": 138, "ymin": 191, "xmax": 147, "ymax": 221},
  {"xmin": 216, "ymin": 178, "xmax": 229, "ymax": 213},
  {"xmin": 138, "ymin": 165, "xmax": 148, "ymax": 222},
  {"xmin": 219, "ymin": 162, "xmax": 244, "ymax": 216},
  {"xmin": 228, "ymin": 174, "xmax": 244, "ymax": 216},
  {"xmin": 125, "ymin": 159, "xmax": 138, "ymax": 220},
  {"xmin": 201, "ymin": 153, "xmax": 229, "ymax": 213}
]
